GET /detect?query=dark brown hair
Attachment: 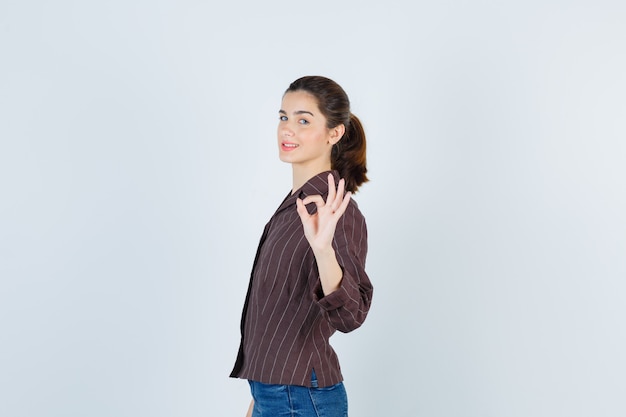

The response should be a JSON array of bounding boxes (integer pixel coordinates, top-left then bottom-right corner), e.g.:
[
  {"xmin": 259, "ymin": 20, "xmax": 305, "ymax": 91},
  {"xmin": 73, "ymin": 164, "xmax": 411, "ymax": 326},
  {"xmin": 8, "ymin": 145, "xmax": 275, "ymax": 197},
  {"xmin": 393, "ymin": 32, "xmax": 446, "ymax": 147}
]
[{"xmin": 285, "ymin": 75, "xmax": 368, "ymax": 192}]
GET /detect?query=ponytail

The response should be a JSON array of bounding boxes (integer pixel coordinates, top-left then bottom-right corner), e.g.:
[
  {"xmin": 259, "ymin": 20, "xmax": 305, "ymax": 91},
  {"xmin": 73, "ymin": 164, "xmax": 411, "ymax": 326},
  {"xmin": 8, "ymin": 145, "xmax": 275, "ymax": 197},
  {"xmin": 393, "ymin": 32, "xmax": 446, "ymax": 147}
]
[{"xmin": 331, "ymin": 113, "xmax": 368, "ymax": 193}]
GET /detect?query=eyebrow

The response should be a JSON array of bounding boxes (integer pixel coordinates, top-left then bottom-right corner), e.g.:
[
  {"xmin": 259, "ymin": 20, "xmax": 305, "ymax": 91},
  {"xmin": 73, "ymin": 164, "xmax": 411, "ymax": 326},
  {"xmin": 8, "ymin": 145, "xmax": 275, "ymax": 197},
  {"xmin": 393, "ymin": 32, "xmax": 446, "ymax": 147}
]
[{"xmin": 279, "ymin": 109, "xmax": 315, "ymax": 117}]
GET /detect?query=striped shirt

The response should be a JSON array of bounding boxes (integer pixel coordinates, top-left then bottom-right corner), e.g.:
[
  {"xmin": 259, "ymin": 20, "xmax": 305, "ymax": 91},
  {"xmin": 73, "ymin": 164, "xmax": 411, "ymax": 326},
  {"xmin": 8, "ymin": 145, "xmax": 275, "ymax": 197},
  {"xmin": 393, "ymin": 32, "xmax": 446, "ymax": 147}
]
[{"xmin": 230, "ymin": 170, "xmax": 373, "ymax": 388}]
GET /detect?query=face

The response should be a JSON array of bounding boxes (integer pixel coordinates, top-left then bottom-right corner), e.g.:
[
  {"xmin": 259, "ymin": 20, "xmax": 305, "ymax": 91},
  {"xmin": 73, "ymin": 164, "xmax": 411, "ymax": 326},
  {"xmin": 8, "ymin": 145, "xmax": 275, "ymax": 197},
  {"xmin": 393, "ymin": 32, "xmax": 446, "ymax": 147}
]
[{"xmin": 277, "ymin": 90, "xmax": 343, "ymax": 170}]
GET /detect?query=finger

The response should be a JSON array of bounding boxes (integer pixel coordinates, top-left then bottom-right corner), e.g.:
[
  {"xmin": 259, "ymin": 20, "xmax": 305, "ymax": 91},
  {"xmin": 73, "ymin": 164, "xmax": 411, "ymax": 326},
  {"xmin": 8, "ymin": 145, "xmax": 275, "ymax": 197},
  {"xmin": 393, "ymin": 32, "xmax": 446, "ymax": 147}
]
[
  {"xmin": 333, "ymin": 191, "xmax": 352, "ymax": 217},
  {"xmin": 327, "ymin": 173, "xmax": 336, "ymax": 204},
  {"xmin": 326, "ymin": 178, "xmax": 345, "ymax": 212},
  {"xmin": 300, "ymin": 194, "xmax": 326, "ymax": 209},
  {"xmin": 296, "ymin": 198, "xmax": 311, "ymax": 220},
  {"xmin": 333, "ymin": 178, "xmax": 346, "ymax": 210}
]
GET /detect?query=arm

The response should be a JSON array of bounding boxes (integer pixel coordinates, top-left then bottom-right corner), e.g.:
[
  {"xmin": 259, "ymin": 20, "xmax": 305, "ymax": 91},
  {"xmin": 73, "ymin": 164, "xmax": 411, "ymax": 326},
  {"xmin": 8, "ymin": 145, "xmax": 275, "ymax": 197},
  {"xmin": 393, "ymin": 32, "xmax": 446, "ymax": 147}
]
[
  {"xmin": 296, "ymin": 174, "xmax": 373, "ymax": 332},
  {"xmin": 296, "ymin": 174, "xmax": 352, "ymax": 296},
  {"xmin": 315, "ymin": 201, "xmax": 372, "ymax": 332},
  {"xmin": 310, "ymin": 244, "xmax": 344, "ymax": 295}
]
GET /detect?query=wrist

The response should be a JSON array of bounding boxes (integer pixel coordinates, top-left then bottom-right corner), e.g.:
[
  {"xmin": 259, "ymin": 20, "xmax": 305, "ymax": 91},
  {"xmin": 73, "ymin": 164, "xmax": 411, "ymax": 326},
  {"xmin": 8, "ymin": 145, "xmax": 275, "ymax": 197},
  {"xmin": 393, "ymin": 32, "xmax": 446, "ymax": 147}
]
[{"xmin": 312, "ymin": 245, "xmax": 335, "ymax": 259}]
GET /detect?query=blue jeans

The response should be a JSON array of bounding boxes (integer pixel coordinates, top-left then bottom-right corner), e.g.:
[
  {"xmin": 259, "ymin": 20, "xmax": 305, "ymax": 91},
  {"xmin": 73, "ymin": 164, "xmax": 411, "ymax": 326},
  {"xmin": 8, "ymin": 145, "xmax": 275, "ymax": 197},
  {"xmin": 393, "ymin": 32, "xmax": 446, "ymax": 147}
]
[{"xmin": 248, "ymin": 370, "xmax": 348, "ymax": 417}]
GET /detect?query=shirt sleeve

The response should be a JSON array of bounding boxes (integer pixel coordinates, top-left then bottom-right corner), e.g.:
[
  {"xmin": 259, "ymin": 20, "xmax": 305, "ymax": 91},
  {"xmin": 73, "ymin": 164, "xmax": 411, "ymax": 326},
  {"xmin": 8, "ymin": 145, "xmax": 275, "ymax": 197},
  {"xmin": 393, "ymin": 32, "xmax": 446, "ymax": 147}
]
[{"xmin": 313, "ymin": 201, "xmax": 374, "ymax": 333}]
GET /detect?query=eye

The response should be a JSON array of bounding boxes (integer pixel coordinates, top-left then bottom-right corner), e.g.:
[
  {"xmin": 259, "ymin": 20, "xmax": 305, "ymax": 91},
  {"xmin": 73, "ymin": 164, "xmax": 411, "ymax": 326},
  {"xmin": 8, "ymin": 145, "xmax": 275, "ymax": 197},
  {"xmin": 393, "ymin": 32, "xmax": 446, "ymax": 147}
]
[
  {"xmin": 279, "ymin": 115, "xmax": 288, "ymax": 121},
  {"xmin": 298, "ymin": 119, "xmax": 310, "ymax": 125}
]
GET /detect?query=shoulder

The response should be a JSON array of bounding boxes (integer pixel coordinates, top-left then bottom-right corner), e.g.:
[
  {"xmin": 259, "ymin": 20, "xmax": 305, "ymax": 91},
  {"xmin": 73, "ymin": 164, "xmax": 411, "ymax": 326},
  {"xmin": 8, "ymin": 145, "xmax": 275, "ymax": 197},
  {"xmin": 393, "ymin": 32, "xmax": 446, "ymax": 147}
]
[
  {"xmin": 346, "ymin": 197, "xmax": 365, "ymax": 220},
  {"xmin": 335, "ymin": 197, "xmax": 368, "ymax": 251},
  {"xmin": 339, "ymin": 197, "xmax": 367, "ymax": 233}
]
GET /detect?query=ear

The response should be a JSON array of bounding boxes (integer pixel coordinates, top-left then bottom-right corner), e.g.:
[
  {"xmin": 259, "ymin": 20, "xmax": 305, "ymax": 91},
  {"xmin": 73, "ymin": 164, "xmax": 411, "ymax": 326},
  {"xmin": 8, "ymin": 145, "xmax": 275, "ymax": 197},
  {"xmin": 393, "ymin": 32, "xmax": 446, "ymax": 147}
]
[{"xmin": 328, "ymin": 124, "xmax": 345, "ymax": 145}]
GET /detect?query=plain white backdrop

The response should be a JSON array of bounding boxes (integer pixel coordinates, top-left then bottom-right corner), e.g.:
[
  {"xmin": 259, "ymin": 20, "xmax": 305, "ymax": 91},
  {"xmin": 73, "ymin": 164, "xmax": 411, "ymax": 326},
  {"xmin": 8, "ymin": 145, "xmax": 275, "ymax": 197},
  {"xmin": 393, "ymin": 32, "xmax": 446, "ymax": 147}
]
[{"xmin": 1, "ymin": 1, "xmax": 625, "ymax": 416}]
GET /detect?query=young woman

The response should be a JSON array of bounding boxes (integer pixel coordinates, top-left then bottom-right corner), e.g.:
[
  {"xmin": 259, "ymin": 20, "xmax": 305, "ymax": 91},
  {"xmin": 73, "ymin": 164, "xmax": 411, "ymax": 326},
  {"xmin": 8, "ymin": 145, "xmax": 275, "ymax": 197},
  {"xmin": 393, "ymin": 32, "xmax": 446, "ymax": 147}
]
[{"xmin": 230, "ymin": 76, "xmax": 374, "ymax": 417}]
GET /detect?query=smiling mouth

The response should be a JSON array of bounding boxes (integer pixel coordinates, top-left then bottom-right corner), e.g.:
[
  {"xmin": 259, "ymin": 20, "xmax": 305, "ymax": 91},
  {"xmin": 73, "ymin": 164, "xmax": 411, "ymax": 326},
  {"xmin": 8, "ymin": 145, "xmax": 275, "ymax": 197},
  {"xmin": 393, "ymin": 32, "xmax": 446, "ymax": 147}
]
[{"xmin": 282, "ymin": 142, "xmax": 299, "ymax": 148}]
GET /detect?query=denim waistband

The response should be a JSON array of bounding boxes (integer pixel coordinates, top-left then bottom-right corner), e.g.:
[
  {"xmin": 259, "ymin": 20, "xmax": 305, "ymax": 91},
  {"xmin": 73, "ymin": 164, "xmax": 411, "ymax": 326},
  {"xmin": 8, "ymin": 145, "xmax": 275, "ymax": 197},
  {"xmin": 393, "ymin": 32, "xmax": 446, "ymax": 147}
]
[{"xmin": 248, "ymin": 371, "xmax": 348, "ymax": 417}]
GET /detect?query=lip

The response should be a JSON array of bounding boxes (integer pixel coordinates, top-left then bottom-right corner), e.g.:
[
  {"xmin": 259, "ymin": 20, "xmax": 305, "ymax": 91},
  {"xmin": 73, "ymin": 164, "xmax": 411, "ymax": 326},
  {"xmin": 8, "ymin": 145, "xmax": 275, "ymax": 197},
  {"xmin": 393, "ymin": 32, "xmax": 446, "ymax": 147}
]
[{"xmin": 281, "ymin": 141, "xmax": 299, "ymax": 152}]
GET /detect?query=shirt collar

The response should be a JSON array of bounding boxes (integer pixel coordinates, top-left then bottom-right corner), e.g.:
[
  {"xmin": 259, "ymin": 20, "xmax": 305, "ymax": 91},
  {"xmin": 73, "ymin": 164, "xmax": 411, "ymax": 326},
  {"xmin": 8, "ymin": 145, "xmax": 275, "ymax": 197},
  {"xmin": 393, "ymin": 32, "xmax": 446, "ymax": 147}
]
[{"xmin": 275, "ymin": 170, "xmax": 340, "ymax": 214}]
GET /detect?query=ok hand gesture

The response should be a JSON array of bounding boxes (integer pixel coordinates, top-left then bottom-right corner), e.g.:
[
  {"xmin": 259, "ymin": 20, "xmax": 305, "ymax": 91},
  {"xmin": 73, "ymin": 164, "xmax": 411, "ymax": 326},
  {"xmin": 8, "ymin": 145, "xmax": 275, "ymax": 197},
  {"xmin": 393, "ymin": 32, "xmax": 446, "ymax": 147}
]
[{"xmin": 296, "ymin": 174, "xmax": 352, "ymax": 254}]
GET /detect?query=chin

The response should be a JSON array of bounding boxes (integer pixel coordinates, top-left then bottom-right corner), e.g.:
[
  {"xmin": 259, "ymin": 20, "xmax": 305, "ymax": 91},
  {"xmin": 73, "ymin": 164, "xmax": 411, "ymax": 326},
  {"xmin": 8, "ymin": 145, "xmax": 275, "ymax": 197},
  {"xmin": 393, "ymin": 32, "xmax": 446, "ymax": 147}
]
[{"xmin": 278, "ymin": 153, "xmax": 296, "ymax": 164}]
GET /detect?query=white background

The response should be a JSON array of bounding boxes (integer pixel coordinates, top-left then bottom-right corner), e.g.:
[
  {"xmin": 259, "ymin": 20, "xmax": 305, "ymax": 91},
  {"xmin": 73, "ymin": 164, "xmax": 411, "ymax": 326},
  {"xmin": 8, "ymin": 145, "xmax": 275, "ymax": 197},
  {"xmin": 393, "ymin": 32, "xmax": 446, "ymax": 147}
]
[{"xmin": 1, "ymin": 1, "xmax": 625, "ymax": 416}]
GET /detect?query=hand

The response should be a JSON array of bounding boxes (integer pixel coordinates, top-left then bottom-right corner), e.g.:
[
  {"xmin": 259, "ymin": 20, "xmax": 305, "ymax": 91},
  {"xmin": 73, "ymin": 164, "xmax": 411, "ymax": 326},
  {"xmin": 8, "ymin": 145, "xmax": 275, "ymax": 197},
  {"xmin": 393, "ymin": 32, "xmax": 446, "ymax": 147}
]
[
  {"xmin": 296, "ymin": 173, "xmax": 352, "ymax": 253},
  {"xmin": 246, "ymin": 400, "xmax": 253, "ymax": 417}
]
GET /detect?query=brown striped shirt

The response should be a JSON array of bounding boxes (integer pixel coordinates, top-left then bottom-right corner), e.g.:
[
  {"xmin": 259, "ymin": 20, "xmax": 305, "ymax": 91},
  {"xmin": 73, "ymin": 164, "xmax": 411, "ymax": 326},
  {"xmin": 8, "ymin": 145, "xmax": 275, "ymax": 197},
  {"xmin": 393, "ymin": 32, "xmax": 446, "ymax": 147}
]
[{"xmin": 230, "ymin": 170, "xmax": 373, "ymax": 388}]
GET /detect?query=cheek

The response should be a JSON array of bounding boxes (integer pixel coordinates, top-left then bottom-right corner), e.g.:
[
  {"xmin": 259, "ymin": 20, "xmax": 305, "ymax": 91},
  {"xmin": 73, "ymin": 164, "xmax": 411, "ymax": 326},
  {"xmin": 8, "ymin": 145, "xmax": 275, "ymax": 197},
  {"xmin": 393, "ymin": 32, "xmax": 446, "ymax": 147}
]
[
  {"xmin": 304, "ymin": 129, "xmax": 327, "ymax": 143},
  {"xmin": 314, "ymin": 131, "xmax": 331, "ymax": 146}
]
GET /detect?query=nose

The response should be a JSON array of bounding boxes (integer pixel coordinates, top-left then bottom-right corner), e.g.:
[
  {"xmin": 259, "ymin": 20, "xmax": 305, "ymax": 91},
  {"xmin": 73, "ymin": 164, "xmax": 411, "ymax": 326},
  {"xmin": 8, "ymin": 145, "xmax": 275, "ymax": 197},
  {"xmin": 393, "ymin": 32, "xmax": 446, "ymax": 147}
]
[{"xmin": 280, "ymin": 124, "xmax": 294, "ymax": 137}]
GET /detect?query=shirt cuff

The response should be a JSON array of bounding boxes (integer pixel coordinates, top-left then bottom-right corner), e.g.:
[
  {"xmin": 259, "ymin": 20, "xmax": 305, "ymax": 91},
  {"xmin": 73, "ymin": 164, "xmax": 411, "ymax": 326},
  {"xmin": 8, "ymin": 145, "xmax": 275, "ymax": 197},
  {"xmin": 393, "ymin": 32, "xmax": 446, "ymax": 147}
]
[{"xmin": 315, "ymin": 279, "xmax": 351, "ymax": 312}]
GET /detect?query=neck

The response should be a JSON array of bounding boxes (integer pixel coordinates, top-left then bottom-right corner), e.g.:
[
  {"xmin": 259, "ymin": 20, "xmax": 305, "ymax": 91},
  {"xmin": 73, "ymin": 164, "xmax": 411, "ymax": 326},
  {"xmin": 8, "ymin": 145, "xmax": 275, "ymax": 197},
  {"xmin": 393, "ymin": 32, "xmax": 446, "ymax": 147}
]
[{"xmin": 291, "ymin": 162, "xmax": 332, "ymax": 194}]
